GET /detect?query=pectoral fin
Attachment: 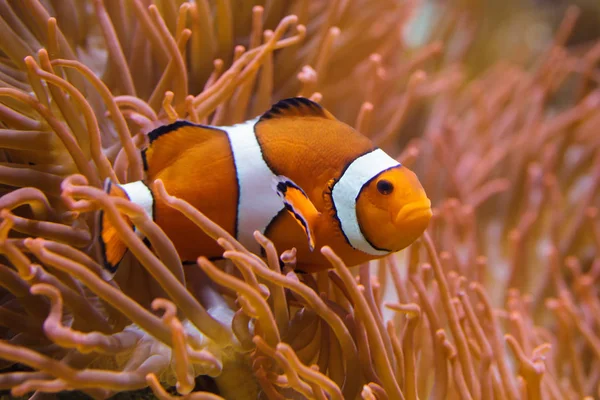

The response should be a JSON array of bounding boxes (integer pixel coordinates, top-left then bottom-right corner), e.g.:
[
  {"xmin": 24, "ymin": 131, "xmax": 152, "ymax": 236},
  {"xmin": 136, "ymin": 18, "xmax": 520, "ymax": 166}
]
[{"xmin": 273, "ymin": 176, "xmax": 319, "ymax": 251}]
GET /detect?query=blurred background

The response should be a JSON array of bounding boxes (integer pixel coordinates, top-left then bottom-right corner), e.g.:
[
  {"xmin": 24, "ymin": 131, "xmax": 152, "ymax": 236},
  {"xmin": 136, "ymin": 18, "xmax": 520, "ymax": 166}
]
[{"xmin": 0, "ymin": 0, "xmax": 600, "ymax": 398}]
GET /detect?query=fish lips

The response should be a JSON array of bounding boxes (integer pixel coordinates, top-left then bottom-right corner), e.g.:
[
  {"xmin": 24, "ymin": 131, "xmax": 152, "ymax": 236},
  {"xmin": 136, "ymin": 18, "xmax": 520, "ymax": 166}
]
[{"xmin": 394, "ymin": 198, "xmax": 433, "ymax": 226}]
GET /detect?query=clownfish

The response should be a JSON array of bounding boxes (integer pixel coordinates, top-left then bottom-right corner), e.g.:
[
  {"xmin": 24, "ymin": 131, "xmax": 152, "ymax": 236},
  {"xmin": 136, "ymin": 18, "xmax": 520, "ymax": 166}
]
[{"xmin": 99, "ymin": 97, "xmax": 432, "ymax": 273}]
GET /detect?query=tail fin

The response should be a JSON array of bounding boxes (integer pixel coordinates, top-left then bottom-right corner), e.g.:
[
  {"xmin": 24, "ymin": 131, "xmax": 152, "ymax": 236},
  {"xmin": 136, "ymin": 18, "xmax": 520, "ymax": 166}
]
[{"xmin": 98, "ymin": 179, "xmax": 135, "ymax": 274}]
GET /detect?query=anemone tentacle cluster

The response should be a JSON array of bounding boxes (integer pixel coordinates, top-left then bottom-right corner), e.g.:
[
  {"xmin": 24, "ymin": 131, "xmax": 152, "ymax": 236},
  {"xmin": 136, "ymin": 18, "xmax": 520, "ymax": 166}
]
[{"xmin": 0, "ymin": 0, "xmax": 599, "ymax": 399}]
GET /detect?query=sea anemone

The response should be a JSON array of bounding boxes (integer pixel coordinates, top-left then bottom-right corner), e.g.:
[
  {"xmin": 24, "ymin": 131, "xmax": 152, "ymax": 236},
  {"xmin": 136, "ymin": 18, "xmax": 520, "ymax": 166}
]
[{"xmin": 0, "ymin": 0, "xmax": 599, "ymax": 399}]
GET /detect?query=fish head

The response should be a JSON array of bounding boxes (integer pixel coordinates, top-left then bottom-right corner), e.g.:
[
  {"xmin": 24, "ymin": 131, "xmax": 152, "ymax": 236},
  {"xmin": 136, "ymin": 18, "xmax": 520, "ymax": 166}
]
[{"xmin": 356, "ymin": 165, "xmax": 432, "ymax": 252}]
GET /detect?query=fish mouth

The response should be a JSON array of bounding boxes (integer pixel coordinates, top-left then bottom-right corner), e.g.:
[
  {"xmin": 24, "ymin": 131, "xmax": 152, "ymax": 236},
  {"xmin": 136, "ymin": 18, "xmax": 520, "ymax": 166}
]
[{"xmin": 395, "ymin": 198, "xmax": 433, "ymax": 225}]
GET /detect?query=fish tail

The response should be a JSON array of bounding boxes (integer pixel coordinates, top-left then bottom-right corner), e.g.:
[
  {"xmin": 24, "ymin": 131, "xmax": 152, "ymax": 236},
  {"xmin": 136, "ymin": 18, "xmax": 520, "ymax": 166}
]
[{"xmin": 98, "ymin": 179, "xmax": 136, "ymax": 274}]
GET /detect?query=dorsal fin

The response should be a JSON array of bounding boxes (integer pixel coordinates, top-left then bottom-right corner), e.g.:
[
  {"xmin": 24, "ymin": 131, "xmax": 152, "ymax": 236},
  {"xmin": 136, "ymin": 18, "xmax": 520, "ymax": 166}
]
[
  {"xmin": 142, "ymin": 120, "xmax": 223, "ymax": 177},
  {"xmin": 259, "ymin": 97, "xmax": 336, "ymax": 121}
]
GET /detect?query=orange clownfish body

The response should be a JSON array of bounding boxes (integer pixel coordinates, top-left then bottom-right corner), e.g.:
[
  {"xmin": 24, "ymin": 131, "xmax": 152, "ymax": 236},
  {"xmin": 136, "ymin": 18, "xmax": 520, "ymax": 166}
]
[{"xmin": 99, "ymin": 97, "xmax": 432, "ymax": 274}]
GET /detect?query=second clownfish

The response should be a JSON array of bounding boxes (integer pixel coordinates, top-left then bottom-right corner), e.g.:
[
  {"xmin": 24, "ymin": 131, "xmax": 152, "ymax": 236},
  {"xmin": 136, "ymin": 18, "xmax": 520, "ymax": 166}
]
[{"xmin": 99, "ymin": 97, "xmax": 432, "ymax": 273}]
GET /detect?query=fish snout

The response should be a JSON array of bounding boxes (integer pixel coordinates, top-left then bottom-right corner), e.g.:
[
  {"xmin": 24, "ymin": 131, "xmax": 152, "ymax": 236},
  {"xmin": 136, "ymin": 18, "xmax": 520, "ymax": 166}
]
[{"xmin": 395, "ymin": 197, "xmax": 432, "ymax": 226}]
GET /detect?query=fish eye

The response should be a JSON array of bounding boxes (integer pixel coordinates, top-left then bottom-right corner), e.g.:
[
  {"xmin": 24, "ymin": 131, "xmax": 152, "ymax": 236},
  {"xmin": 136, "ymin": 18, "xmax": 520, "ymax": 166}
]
[{"xmin": 376, "ymin": 179, "xmax": 394, "ymax": 195}]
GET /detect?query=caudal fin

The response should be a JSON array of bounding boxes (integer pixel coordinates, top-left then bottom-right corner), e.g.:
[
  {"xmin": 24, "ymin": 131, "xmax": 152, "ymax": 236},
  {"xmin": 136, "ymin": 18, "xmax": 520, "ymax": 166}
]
[{"xmin": 98, "ymin": 179, "xmax": 134, "ymax": 274}]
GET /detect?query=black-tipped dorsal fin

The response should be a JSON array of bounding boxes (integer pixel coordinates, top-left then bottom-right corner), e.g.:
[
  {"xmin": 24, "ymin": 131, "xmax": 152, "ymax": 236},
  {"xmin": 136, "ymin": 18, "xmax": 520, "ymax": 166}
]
[
  {"xmin": 142, "ymin": 120, "xmax": 223, "ymax": 176},
  {"xmin": 259, "ymin": 97, "xmax": 336, "ymax": 121}
]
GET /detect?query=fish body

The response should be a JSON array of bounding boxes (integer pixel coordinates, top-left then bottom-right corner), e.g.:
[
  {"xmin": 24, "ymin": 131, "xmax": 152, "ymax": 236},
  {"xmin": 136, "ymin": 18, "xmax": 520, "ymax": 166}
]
[{"xmin": 100, "ymin": 97, "xmax": 432, "ymax": 273}]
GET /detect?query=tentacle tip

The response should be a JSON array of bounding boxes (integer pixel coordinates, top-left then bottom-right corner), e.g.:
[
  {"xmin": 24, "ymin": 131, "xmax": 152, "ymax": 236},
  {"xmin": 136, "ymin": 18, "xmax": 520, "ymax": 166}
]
[
  {"xmin": 29, "ymin": 283, "xmax": 47, "ymax": 296},
  {"xmin": 284, "ymin": 14, "xmax": 299, "ymax": 24},
  {"xmin": 320, "ymin": 245, "xmax": 332, "ymax": 255},
  {"xmin": 196, "ymin": 256, "xmax": 209, "ymax": 269},
  {"xmin": 296, "ymin": 24, "xmax": 307, "ymax": 35},
  {"xmin": 23, "ymin": 236, "xmax": 42, "ymax": 249},
  {"xmin": 175, "ymin": 384, "xmax": 193, "ymax": 396}
]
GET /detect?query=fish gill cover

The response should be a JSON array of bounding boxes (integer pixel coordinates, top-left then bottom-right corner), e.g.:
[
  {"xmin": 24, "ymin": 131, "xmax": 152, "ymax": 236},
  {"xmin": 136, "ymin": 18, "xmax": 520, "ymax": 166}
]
[{"xmin": 0, "ymin": 0, "xmax": 598, "ymax": 399}]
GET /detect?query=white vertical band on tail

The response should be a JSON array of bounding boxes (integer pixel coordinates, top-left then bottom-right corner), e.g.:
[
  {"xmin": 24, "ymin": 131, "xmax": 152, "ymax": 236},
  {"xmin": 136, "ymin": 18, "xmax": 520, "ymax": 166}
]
[
  {"xmin": 222, "ymin": 119, "xmax": 284, "ymax": 254},
  {"xmin": 119, "ymin": 181, "xmax": 154, "ymax": 237},
  {"xmin": 331, "ymin": 149, "xmax": 400, "ymax": 256}
]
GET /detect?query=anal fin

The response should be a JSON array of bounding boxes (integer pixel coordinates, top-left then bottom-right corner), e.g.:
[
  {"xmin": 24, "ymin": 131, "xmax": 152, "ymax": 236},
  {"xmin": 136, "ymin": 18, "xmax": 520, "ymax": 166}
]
[{"xmin": 273, "ymin": 176, "xmax": 319, "ymax": 251}]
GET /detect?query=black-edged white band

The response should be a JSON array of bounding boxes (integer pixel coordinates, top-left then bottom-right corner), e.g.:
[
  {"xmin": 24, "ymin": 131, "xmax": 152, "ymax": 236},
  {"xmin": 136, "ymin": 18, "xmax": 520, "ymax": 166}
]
[
  {"xmin": 119, "ymin": 181, "xmax": 154, "ymax": 238},
  {"xmin": 331, "ymin": 149, "xmax": 400, "ymax": 256},
  {"xmin": 222, "ymin": 119, "xmax": 284, "ymax": 254}
]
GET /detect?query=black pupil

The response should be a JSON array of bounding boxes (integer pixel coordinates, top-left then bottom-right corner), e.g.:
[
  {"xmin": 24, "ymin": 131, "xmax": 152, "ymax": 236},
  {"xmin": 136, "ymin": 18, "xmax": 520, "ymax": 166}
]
[{"xmin": 377, "ymin": 180, "xmax": 394, "ymax": 195}]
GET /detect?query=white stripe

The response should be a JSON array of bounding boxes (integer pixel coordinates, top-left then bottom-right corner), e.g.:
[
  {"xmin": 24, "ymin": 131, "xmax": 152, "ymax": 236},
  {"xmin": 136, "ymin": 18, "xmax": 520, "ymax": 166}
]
[
  {"xmin": 119, "ymin": 181, "xmax": 153, "ymax": 237},
  {"xmin": 331, "ymin": 149, "xmax": 400, "ymax": 255},
  {"xmin": 221, "ymin": 119, "xmax": 284, "ymax": 254}
]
